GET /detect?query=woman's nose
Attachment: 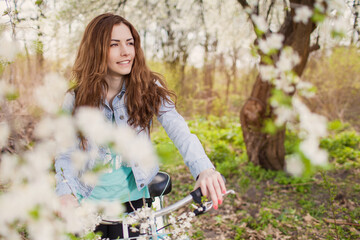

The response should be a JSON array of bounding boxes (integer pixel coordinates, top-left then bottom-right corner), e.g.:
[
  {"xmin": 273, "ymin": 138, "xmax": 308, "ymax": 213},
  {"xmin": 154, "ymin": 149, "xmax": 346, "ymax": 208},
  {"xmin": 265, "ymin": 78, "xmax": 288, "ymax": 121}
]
[{"xmin": 120, "ymin": 45, "xmax": 129, "ymax": 56}]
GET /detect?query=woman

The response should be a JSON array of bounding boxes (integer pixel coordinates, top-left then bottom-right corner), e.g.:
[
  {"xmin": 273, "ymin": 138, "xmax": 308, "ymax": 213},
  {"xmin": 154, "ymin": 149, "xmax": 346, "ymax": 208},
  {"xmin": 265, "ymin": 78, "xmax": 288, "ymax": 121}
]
[{"xmin": 55, "ymin": 13, "xmax": 226, "ymax": 238}]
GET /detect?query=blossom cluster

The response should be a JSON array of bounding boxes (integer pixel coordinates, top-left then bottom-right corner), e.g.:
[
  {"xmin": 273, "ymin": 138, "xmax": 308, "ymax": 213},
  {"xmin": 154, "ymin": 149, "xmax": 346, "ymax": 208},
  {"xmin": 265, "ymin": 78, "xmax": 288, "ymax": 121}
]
[
  {"xmin": 0, "ymin": 72, "xmax": 158, "ymax": 239},
  {"xmin": 247, "ymin": 0, "xmax": 348, "ymax": 176},
  {"xmin": 123, "ymin": 205, "xmax": 195, "ymax": 240}
]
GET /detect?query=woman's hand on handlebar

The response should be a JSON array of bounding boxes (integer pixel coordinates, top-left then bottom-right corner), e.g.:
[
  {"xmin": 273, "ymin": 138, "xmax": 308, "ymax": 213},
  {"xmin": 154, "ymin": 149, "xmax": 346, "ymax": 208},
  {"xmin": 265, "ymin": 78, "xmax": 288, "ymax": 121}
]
[{"xmin": 194, "ymin": 169, "xmax": 226, "ymax": 210}]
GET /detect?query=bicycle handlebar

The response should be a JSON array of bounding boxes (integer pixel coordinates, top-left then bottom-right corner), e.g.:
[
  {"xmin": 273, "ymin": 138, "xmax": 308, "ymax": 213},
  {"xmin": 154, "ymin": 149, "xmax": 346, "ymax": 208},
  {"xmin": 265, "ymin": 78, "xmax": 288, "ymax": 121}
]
[
  {"xmin": 154, "ymin": 189, "xmax": 235, "ymax": 217},
  {"xmin": 101, "ymin": 175, "xmax": 233, "ymax": 223},
  {"xmin": 154, "ymin": 174, "xmax": 229, "ymax": 217}
]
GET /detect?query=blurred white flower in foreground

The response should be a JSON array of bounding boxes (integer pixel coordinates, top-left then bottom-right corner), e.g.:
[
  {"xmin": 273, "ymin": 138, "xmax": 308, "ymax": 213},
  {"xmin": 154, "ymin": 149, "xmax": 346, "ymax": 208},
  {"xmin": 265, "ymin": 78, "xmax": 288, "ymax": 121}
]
[
  {"xmin": 251, "ymin": 14, "xmax": 268, "ymax": 33},
  {"xmin": 0, "ymin": 36, "xmax": 19, "ymax": 62},
  {"xmin": 293, "ymin": 97, "xmax": 328, "ymax": 166},
  {"xmin": 35, "ymin": 115, "xmax": 77, "ymax": 152},
  {"xmin": 0, "ymin": 80, "xmax": 17, "ymax": 101},
  {"xmin": 34, "ymin": 73, "xmax": 68, "ymax": 114},
  {"xmin": 327, "ymin": 0, "xmax": 347, "ymax": 15},
  {"xmin": 71, "ymin": 150, "xmax": 89, "ymax": 171},
  {"xmin": 75, "ymin": 107, "xmax": 114, "ymax": 146},
  {"xmin": 276, "ymin": 48, "xmax": 300, "ymax": 72},
  {"xmin": 332, "ymin": 17, "xmax": 348, "ymax": 37},
  {"xmin": 274, "ymin": 106, "xmax": 295, "ymax": 126},
  {"xmin": 285, "ymin": 154, "xmax": 304, "ymax": 177},
  {"xmin": 259, "ymin": 65, "xmax": 277, "ymax": 82},
  {"xmin": 0, "ymin": 153, "xmax": 18, "ymax": 182},
  {"xmin": 113, "ymin": 127, "xmax": 159, "ymax": 172},
  {"xmin": 297, "ymin": 81, "xmax": 315, "ymax": 98},
  {"xmin": 0, "ymin": 121, "xmax": 10, "ymax": 148},
  {"xmin": 300, "ymin": 137, "xmax": 328, "ymax": 166},
  {"xmin": 258, "ymin": 33, "xmax": 284, "ymax": 54},
  {"xmin": 294, "ymin": 6, "xmax": 313, "ymax": 24}
]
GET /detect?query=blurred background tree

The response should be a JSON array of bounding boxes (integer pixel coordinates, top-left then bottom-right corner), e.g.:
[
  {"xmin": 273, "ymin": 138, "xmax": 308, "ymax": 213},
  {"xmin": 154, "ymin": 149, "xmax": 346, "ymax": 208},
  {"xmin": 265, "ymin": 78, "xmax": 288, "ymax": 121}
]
[{"xmin": 1, "ymin": 0, "xmax": 359, "ymax": 168}]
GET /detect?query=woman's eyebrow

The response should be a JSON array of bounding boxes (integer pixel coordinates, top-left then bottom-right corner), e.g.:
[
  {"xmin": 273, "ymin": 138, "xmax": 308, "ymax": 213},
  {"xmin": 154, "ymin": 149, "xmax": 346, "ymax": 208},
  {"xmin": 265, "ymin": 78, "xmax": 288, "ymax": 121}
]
[{"xmin": 110, "ymin": 38, "xmax": 134, "ymax": 42}]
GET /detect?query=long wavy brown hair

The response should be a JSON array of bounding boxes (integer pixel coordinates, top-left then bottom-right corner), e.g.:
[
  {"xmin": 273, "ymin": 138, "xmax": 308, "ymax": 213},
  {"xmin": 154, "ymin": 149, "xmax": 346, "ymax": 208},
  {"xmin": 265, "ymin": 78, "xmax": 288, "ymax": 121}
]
[{"xmin": 71, "ymin": 13, "xmax": 176, "ymax": 132}]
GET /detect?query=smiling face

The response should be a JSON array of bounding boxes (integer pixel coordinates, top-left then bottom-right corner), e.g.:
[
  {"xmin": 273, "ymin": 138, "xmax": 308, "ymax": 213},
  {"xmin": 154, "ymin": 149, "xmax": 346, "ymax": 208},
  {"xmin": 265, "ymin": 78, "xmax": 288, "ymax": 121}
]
[{"xmin": 107, "ymin": 23, "xmax": 135, "ymax": 79}]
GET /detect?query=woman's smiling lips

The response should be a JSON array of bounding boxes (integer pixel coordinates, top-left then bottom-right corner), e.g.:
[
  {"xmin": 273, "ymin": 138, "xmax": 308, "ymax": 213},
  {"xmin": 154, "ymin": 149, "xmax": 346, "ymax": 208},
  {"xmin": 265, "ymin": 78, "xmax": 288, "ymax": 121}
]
[{"xmin": 117, "ymin": 60, "xmax": 131, "ymax": 65}]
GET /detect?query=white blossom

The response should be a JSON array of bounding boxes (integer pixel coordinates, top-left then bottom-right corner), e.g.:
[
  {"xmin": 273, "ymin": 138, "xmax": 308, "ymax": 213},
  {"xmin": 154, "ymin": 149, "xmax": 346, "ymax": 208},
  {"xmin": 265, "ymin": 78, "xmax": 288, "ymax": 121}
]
[
  {"xmin": 0, "ymin": 36, "xmax": 19, "ymax": 62},
  {"xmin": 259, "ymin": 65, "xmax": 277, "ymax": 82},
  {"xmin": 327, "ymin": 0, "xmax": 347, "ymax": 15},
  {"xmin": 23, "ymin": 147, "xmax": 53, "ymax": 180},
  {"xmin": 99, "ymin": 201, "xmax": 124, "ymax": 220},
  {"xmin": 315, "ymin": 0, "xmax": 325, "ymax": 13},
  {"xmin": 75, "ymin": 107, "xmax": 114, "ymax": 146},
  {"xmin": 332, "ymin": 18, "xmax": 347, "ymax": 37},
  {"xmin": 0, "ymin": 153, "xmax": 18, "ymax": 182},
  {"xmin": 0, "ymin": 121, "xmax": 10, "ymax": 148},
  {"xmin": 71, "ymin": 150, "xmax": 89, "ymax": 171},
  {"xmin": 0, "ymin": 80, "xmax": 17, "ymax": 101},
  {"xmin": 251, "ymin": 15, "xmax": 268, "ymax": 33},
  {"xmin": 294, "ymin": 6, "xmax": 313, "ymax": 24},
  {"xmin": 34, "ymin": 73, "xmax": 68, "ymax": 114},
  {"xmin": 293, "ymin": 97, "xmax": 327, "ymax": 138},
  {"xmin": 274, "ymin": 106, "xmax": 295, "ymax": 126},
  {"xmin": 297, "ymin": 81, "xmax": 315, "ymax": 98},
  {"xmin": 35, "ymin": 115, "xmax": 77, "ymax": 152},
  {"xmin": 300, "ymin": 138, "xmax": 328, "ymax": 166},
  {"xmin": 80, "ymin": 172, "xmax": 100, "ymax": 186},
  {"xmin": 274, "ymin": 75, "xmax": 295, "ymax": 93},
  {"xmin": 258, "ymin": 33, "xmax": 284, "ymax": 54},
  {"xmin": 112, "ymin": 126, "xmax": 158, "ymax": 171},
  {"xmin": 276, "ymin": 48, "xmax": 300, "ymax": 72},
  {"xmin": 285, "ymin": 154, "xmax": 304, "ymax": 177},
  {"xmin": 60, "ymin": 201, "xmax": 102, "ymax": 234},
  {"xmin": 292, "ymin": 97, "xmax": 328, "ymax": 166}
]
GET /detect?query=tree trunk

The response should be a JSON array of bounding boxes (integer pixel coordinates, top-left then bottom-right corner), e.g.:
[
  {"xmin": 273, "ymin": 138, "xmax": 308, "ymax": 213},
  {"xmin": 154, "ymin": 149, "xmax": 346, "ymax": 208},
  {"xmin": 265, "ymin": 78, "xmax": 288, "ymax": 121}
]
[{"xmin": 240, "ymin": 0, "xmax": 318, "ymax": 170}]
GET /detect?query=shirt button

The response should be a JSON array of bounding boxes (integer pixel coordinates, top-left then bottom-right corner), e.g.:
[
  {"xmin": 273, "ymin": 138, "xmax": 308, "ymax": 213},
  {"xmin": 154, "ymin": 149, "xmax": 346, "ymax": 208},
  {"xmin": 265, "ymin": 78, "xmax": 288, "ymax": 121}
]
[
  {"xmin": 119, "ymin": 115, "xmax": 124, "ymax": 120},
  {"xmin": 140, "ymin": 183, "xmax": 144, "ymax": 188}
]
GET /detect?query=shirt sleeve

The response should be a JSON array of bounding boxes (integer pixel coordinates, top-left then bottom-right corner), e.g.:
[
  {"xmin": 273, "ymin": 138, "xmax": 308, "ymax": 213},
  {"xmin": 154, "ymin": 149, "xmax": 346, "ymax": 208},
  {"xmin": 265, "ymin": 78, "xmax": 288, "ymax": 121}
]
[{"xmin": 157, "ymin": 99, "xmax": 215, "ymax": 179}]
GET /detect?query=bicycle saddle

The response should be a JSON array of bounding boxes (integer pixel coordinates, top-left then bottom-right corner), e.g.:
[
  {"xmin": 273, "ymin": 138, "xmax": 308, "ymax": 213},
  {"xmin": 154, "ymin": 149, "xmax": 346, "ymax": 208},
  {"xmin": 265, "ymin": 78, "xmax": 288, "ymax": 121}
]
[{"xmin": 148, "ymin": 171, "xmax": 172, "ymax": 199}]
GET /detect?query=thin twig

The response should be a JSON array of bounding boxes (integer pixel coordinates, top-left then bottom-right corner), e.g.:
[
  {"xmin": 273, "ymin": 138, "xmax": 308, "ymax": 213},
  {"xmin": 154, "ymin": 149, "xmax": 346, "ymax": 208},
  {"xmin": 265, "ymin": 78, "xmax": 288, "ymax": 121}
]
[
  {"xmin": 324, "ymin": 218, "xmax": 360, "ymax": 227},
  {"xmin": 267, "ymin": 181, "xmax": 320, "ymax": 190}
]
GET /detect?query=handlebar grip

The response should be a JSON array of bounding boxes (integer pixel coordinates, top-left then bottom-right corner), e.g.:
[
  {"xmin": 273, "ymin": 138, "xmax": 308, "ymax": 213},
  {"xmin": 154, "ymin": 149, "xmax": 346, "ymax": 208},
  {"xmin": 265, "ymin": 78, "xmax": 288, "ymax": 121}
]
[{"xmin": 190, "ymin": 174, "xmax": 226, "ymax": 204}]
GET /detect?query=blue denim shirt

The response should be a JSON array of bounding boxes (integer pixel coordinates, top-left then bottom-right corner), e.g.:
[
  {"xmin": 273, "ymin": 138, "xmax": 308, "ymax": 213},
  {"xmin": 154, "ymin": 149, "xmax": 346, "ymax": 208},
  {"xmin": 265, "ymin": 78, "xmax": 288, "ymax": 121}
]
[{"xmin": 55, "ymin": 84, "xmax": 215, "ymax": 198}]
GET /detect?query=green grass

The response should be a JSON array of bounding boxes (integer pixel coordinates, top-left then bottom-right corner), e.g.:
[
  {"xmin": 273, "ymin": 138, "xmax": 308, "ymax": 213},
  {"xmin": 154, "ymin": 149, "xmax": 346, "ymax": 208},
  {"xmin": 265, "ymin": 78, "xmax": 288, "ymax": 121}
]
[{"xmin": 151, "ymin": 117, "xmax": 360, "ymax": 239}]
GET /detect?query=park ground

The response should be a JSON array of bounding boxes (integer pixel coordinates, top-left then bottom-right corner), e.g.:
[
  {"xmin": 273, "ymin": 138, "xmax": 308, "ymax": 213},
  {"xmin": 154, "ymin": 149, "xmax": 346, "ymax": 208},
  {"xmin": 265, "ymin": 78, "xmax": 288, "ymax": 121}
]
[{"xmin": 153, "ymin": 116, "xmax": 360, "ymax": 240}]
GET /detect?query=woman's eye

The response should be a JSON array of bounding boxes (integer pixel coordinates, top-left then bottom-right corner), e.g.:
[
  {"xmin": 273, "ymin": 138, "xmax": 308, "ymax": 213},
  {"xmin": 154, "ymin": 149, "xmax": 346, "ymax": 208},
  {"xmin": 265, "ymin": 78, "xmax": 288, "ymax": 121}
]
[
  {"xmin": 128, "ymin": 42, "xmax": 134, "ymax": 46},
  {"xmin": 110, "ymin": 43, "xmax": 118, "ymax": 47}
]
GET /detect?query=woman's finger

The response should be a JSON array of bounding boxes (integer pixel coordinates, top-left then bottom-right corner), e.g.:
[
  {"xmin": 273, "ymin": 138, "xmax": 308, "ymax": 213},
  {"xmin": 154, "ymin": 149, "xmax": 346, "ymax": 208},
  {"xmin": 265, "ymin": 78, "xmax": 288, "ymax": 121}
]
[
  {"xmin": 206, "ymin": 179, "xmax": 219, "ymax": 210},
  {"xmin": 217, "ymin": 173, "xmax": 227, "ymax": 194},
  {"xmin": 211, "ymin": 176, "xmax": 223, "ymax": 204},
  {"xmin": 200, "ymin": 179, "xmax": 208, "ymax": 197}
]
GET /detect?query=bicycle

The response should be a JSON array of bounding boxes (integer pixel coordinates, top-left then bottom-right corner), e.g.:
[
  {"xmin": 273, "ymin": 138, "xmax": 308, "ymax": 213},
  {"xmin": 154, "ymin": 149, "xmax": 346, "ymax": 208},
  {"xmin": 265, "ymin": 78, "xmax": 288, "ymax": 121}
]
[{"xmin": 99, "ymin": 171, "xmax": 235, "ymax": 240}]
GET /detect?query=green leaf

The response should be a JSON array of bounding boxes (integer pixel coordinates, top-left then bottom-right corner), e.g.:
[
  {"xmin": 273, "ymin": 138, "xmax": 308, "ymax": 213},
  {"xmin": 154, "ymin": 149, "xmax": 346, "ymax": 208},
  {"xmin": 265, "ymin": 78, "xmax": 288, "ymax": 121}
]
[
  {"xmin": 331, "ymin": 30, "xmax": 345, "ymax": 39},
  {"xmin": 311, "ymin": 8, "xmax": 326, "ymax": 23},
  {"xmin": 254, "ymin": 27, "xmax": 265, "ymax": 37},
  {"xmin": 5, "ymin": 90, "xmax": 19, "ymax": 101},
  {"xmin": 262, "ymin": 119, "xmax": 277, "ymax": 135},
  {"xmin": 28, "ymin": 205, "xmax": 40, "ymax": 220},
  {"xmin": 35, "ymin": 0, "xmax": 43, "ymax": 6},
  {"xmin": 262, "ymin": 55, "xmax": 273, "ymax": 65},
  {"xmin": 270, "ymin": 89, "xmax": 292, "ymax": 107}
]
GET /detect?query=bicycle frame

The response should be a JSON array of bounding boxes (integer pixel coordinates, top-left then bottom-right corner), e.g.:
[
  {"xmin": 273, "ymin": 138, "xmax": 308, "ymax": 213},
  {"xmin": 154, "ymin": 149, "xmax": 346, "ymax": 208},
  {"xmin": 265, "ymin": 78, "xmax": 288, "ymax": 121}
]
[{"xmin": 101, "ymin": 189, "xmax": 235, "ymax": 240}]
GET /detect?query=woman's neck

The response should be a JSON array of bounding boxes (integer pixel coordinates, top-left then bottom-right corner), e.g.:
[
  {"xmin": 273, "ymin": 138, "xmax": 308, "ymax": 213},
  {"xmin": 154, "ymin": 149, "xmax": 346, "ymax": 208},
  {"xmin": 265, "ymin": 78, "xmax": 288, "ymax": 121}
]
[{"xmin": 105, "ymin": 75, "xmax": 124, "ymax": 108}]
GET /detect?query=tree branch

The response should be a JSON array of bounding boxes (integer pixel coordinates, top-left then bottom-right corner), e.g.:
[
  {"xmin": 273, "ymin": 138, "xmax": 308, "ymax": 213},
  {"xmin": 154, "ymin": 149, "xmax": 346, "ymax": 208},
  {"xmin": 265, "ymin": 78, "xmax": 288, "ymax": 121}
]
[{"xmin": 237, "ymin": 0, "xmax": 249, "ymax": 9}]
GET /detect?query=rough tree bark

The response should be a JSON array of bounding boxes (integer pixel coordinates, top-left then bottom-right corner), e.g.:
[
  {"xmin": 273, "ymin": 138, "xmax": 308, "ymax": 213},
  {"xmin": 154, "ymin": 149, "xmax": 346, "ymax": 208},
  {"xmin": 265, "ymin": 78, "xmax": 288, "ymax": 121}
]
[{"xmin": 238, "ymin": 0, "xmax": 320, "ymax": 170}]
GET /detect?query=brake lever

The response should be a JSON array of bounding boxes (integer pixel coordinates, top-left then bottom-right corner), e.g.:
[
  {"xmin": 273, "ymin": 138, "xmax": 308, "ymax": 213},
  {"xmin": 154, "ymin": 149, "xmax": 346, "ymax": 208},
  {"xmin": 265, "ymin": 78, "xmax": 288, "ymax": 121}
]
[{"xmin": 193, "ymin": 190, "xmax": 235, "ymax": 215}]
